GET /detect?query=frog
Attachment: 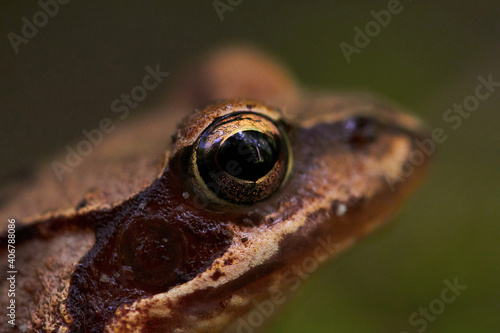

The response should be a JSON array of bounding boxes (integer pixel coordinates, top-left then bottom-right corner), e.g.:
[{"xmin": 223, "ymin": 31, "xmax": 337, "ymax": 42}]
[{"xmin": 0, "ymin": 45, "xmax": 431, "ymax": 332}]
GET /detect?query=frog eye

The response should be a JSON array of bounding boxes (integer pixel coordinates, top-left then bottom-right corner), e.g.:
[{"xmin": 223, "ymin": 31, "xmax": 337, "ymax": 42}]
[{"xmin": 191, "ymin": 111, "xmax": 292, "ymax": 205}]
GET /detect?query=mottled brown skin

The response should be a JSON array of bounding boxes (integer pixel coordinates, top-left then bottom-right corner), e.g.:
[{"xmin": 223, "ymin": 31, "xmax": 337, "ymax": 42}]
[{"xmin": 0, "ymin": 46, "xmax": 430, "ymax": 332}]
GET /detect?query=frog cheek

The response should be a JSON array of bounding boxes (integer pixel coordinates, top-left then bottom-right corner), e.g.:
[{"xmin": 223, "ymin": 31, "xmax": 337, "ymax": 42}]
[
  {"xmin": 117, "ymin": 218, "xmax": 186, "ymax": 288},
  {"xmin": 190, "ymin": 111, "xmax": 293, "ymax": 205}
]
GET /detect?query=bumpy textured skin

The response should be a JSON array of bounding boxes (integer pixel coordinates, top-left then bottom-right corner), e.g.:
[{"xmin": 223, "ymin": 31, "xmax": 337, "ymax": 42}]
[
  {"xmin": 0, "ymin": 45, "xmax": 430, "ymax": 332},
  {"xmin": 0, "ymin": 46, "xmax": 299, "ymax": 225},
  {"xmin": 0, "ymin": 45, "xmax": 301, "ymax": 332}
]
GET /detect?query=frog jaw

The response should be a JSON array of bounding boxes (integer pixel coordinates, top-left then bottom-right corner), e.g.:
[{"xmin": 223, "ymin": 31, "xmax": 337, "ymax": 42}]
[{"xmin": 105, "ymin": 96, "xmax": 430, "ymax": 333}]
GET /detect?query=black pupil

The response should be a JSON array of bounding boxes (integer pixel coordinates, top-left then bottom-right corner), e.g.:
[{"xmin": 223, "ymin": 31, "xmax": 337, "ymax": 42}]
[{"xmin": 216, "ymin": 130, "xmax": 279, "ymax": 181}]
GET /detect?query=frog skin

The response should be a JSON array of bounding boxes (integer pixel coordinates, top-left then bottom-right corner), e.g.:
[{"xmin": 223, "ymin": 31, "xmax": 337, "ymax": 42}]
[{"xmin": 0, "ymin": 46, "xmax": 430, "ymax": 332}]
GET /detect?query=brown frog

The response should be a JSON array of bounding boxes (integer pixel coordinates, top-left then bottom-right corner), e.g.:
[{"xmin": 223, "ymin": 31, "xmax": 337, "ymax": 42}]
[{"xmin": 0, "ymin": 46, "xmax": 430, "ymax": 332}]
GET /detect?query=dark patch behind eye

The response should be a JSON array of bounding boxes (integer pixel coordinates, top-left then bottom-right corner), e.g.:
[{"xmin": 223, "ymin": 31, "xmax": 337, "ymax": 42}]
[{"xmin": 63, "ymin": 174, "xmax": 234, "ymax": 332}]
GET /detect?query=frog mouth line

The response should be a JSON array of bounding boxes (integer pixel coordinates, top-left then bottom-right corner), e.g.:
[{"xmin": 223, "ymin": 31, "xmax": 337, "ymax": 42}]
[{"xmin": 104, "ymin": 155, "xmax": 429, "ymax": 332}]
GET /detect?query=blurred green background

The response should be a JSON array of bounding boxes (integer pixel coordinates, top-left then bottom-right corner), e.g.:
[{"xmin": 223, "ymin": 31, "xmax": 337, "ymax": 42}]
[{"xmin": 1, "ymin": 1, "xmax": 499, "ymax": 332}]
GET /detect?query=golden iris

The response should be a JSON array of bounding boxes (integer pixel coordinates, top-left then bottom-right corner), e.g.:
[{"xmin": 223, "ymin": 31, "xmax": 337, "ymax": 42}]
[{"xmin": 192, "ymin": 111, "xmax": 292, "ymax": 205}]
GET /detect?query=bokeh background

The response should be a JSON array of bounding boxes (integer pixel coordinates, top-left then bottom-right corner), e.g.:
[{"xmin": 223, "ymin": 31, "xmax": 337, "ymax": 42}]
[{"xmin": 1, "ymin": 1, "xmax": 499, "ymax": 332}]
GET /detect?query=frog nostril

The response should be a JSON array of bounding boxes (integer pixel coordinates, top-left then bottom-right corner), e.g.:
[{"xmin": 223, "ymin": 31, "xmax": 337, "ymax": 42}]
[
  {"xmin": 343, "ymin": 116, "xmax": 379, "ymax": 145},
  {"xmin": 118, "ymin": 219, "xmax": 185, "ymax": 288}
]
